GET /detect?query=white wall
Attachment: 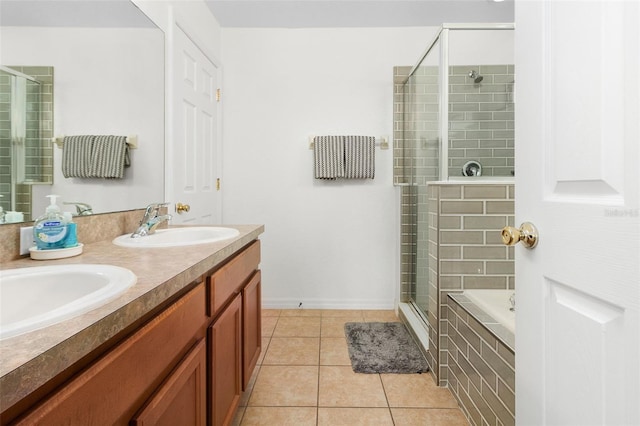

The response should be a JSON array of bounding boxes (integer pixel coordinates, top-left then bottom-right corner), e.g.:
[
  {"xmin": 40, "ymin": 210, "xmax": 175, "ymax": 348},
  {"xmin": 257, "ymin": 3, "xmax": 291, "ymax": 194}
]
[
  {"xmin": 221, "ymin": 27, "xmax": 438, "ymax": 309},
  {"xmin": 2, "ymin": 27, "xmax": 164, "ymax": 215}
]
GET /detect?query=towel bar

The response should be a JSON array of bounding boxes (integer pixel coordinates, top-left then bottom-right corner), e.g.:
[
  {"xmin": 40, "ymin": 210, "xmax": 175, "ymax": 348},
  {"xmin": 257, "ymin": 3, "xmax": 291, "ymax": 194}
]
[
  {"xmin": 308, "ymin": 136, "xmax": 389, "ymax": 150},
  {"xmin": 53, "ymin": 135, "xmax": 138, "ymax": 149}
]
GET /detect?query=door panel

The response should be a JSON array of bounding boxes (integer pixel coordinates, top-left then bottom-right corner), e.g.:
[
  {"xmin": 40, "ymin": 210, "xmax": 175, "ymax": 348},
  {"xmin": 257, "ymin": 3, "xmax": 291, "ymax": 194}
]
[
  {"xmin": 516, "ymin": 0, "xmax": 639, "ymax": 425},
  {"xmin": 171, "ymin": 24, "xmax": 220, "ymax": 224}
]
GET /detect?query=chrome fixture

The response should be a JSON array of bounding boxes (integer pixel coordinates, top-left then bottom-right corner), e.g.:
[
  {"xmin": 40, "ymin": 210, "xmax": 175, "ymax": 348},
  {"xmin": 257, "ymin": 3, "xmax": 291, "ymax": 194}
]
[
  {"xmin": 131, "ymin": 202, "xmax": 172, "ymax": 238},
  {"xmin": 468, "ymin": 70, "xmax": 483, "ymax": 83},
  {"xmin": 64, "ymin": 202, "xmax": 93, "ymax": 216},
  {"xmin": 462, "ymin": 160, "xmax": 482, "ymax": 177},
  {"xmin": 509, "ymin": 293, "xmax": 515, "ymax": 312}
]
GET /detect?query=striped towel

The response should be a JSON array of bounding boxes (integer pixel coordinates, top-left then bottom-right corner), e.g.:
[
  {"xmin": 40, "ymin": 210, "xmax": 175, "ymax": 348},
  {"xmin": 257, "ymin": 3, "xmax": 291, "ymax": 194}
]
[
  {"xmin": 62, "ymin": 135, "xmax": 95, "ymax": 178},
  {"xmin": 345, "ymin": 135, "xmax": 375, "ymax": 179},
  {"xmin": 61, "ymin": 135, "xmax": 130, "ymax": 179},
  {"xmin": 92, "ymin": 135, "xmax": 129, "ymax": 179},
  {"xmin": 313, "ymin": 136, "xmax": 345, "ymax": 179}
]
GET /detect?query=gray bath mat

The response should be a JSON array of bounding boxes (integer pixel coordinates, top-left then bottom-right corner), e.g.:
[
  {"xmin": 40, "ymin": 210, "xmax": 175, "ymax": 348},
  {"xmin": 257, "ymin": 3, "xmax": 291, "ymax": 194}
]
[{"xmin": 344, "ymin": 322, "xmax": 429, "ymax": 374}]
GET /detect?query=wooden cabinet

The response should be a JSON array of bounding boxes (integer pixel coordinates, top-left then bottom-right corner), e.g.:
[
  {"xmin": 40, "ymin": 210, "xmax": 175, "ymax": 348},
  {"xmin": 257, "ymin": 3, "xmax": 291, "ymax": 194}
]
[
  {"xmin": 207, "ymin": 241, "xmax": 261, "ymax": 426},
  {"xmin": 242, "ymin": 270, "xmax": 261, "ymax": 390},
  {"xmin": 7, "ymin": 239, "xmax": 261, "ymax": 426},
  {"xmin": 14, "ymin": 282, "xmax": 207, "ymax": 425},
  {"xmin": 131, "ymin": 339, "xmax": 207, "ymax": 426},
  {"xmin": 209, "ymin": 295, "xmax": 242, "ymax": 426}
]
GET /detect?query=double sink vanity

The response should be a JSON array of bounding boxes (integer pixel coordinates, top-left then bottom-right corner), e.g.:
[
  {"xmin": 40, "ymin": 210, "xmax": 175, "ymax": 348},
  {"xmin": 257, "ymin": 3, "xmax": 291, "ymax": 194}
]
[{"xmin": 0, "ymin": 213, "xmax": 264, "ymax": 425}]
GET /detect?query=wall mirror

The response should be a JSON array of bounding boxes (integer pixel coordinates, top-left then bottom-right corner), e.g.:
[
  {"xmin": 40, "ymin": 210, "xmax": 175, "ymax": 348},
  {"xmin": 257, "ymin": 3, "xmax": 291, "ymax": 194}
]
[{"xmin": 0, "ymin": 0, "xmax": 164, "ymax": 224}]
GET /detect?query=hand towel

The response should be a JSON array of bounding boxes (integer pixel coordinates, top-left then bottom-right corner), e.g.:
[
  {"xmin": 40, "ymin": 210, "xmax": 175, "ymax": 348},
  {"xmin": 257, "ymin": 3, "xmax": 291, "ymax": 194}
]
[
  {"xmin": 314, "ymin": 136, "xmax": 345, "ymax": 179},
  {"xmin": 92, "ymin": 135, "xmax": 129, "ymax": 179},
  {"xmin": 344, "ymin": 135, "xmax": 375, "ymax": 179},
  {"xmin": 61, "ymin": 135, "xmax": 95, "ymax": 178}
]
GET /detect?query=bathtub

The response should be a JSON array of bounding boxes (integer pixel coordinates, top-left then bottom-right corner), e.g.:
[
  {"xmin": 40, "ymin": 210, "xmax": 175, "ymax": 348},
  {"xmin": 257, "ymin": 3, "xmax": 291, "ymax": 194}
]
[
  {"xmin": 463, "ymin": 289, "xmax": 515, "ymax": 334},
  {"xmin": 447, "ymin": 290, "xmax": 516, "ymax": 425}
]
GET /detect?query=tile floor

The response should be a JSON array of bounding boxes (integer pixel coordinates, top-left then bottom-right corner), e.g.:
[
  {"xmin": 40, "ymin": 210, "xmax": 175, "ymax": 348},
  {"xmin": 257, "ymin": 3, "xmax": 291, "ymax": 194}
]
[{"xmin": 232, "ymin": 309, "xmax": 469, "ymax": 425}]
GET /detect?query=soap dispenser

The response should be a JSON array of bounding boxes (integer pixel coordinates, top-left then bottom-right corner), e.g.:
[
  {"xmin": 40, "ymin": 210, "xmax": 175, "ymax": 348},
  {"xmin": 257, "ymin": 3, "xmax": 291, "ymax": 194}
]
[{"xmin": 33, "ymin": 195, "xmax": 68, "ymax": 250}]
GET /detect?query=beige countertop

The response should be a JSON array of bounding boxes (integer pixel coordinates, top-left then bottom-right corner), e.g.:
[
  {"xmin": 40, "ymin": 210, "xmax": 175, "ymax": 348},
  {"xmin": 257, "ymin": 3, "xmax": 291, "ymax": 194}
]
[{"xmin": 0, "ymin": 224, "xmax": 264, "ymax": 412}]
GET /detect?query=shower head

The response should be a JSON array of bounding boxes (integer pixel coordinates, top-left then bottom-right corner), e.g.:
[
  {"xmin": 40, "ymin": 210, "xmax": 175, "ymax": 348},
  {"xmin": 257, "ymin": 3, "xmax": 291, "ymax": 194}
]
[{"xmin": 469, "ymin": 70, "xmax": 483, "ymax": 83}]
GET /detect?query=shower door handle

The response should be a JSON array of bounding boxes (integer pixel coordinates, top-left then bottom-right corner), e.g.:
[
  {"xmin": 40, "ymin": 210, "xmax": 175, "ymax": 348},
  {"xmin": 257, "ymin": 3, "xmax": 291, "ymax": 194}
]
[{"xmin": 502, "ymin": 222, "xmax": 539, "ymax": 249}]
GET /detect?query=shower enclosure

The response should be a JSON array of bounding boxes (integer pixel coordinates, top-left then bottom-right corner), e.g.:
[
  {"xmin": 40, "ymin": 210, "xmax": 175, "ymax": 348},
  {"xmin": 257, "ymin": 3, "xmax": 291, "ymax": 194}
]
[
  {"xmin": 0, "ymin": 66, "xmax": 53, "ymax": 221},
  {"xmin": 395, "ymin": 24, "xmax": 515, "ymax": 352}
]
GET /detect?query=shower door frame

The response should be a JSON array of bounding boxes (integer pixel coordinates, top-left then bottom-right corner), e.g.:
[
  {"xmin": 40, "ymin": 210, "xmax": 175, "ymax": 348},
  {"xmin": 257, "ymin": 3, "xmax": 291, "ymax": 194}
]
[
  {"xmin": 407, "ymin": 23, "xmax": 515, "ymax": 182},
  {"xmin": 399, "ymin": 23, "xmax": 515, "ymax": 365}
]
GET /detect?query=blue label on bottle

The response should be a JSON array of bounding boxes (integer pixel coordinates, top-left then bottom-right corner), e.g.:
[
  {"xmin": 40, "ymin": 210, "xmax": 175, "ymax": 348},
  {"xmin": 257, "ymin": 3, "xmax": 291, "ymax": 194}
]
[{"xmin": 35, "ymin": 221, "xmax": 67, "ymax": 244}]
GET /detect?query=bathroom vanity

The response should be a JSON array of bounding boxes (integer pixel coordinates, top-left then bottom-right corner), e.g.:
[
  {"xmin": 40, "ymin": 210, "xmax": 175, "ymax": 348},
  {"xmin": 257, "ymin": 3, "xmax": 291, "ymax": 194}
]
[{"xmin": 0, "ymin": 224, "xmax": 264, "ymax": 426}]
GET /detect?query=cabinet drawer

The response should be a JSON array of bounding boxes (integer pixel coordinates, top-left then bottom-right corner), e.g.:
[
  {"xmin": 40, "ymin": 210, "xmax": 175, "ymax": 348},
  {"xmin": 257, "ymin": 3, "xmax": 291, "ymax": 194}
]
[
  {"xmin": 208, "ymin": 240, "xmax": 260, "ymax": 316},
  {"xmin": 14, "ymin": 282, "xmax": 207, "ymax": 425}
]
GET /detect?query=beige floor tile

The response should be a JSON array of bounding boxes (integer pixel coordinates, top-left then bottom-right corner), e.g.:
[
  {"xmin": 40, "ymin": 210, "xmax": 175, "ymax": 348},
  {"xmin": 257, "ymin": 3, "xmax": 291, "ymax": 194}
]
[
  {"xmin": 320, "ymin": 337, "xmax": 352, "ymax": 366},
  {"xmin": 362, "ymin": 310, "xmax": 399, "ymax": 322},
  {"xmin": 321, "ymin": 309, "xmax": 365, "ymax": 318},
  {"xmin": 262, "ymin": 309, "xmax": 281, "ymax": 317},
  {"xmin": 273, "ymin": 316, "xmax": 321, "ymax": 337},
  {"xmin": 262, "ymin": 316, "xmax": 278, "ymax": 337},
  {"xmin": 381, "ymin": 374, "xmax": 460, "ymax": 408},
  {"xmin": 321, "ymin": 317, "xmax": 356, "ymax": 337},
  {"xmin": 240, "ymin": 407, "xmax": 317, "ymax": 426},
  {"xmin": 391, "ymin": 408, "xmax": 469, "ymax": 425},
  {"xmin": 263, "ymin": 337, "xmax": 320, "ymax": 365},
  {"xmin": 318, "ymin": 366, "xmax": 387, "ymax": 407},
  {"xmin": 318, "ymin": 407, "xmax": 394, "ymax": 425},
  {"xmin": 249, "ymin": 365, "xmax": 319, "ymax": 407},
  {"xmin": 280, "ymin": 308, "xmax": 324, "ymax": 317}
]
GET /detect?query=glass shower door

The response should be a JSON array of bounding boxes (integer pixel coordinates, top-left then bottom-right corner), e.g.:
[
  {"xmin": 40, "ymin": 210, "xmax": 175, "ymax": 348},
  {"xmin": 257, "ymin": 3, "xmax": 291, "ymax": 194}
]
[{"xmin": 403, "ymin": 37, "xmax": 442, "ymax": 321}]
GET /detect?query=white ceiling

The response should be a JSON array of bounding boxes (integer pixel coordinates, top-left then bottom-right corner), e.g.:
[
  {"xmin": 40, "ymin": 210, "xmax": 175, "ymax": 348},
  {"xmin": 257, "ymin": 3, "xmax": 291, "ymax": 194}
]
[
  {"xmin": 0, "ymin": 0, "xmax": 514, "ymax": 29},
  {"xmin": 205, "ymin": 0, "xmax": 514, "ymax": 28}
]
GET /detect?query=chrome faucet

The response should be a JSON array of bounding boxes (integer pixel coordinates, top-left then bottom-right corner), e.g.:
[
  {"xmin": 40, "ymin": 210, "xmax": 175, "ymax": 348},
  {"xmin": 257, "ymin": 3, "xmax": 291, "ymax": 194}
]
[
  {"xmin": 131, "ymin": 202, "xmax": 172, "ymax": 238},
  {"xmin": 64, "ymin": 202, "xmax": 93, "ymax": 216}
]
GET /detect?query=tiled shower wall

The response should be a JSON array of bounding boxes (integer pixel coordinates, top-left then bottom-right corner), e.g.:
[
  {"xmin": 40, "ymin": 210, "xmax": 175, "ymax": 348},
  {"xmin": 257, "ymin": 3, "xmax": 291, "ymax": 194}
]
[
  {"xmin": 448, "ymin": 65, "xmax": 515, "ymax": 178},
  {"xmin": 0, "ymin": 66, "xmax": 53, "ymax": 220},
  {"xmin": 393, "ymin": 64, "xmax": 515, "ymax": 311},
  {"xmin": 427, "ymin": 183, "xmax": 514, "ymax": 386}
]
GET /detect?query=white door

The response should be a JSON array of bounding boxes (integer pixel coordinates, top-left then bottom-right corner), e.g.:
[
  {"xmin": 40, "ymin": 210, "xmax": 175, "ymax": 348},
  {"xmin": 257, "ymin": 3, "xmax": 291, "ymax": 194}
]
[
  {"xmin": 169, "ymin": 23, "xmax": 221, "ymax": 224},
  {"xmin": 515, "ymin": 1, "xmax": 639, "ymax": 425}
]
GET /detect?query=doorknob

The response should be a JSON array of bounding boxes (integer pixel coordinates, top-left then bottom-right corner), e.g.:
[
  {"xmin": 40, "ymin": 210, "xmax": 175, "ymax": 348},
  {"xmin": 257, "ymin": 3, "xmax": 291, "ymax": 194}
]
[
  {"xmin": 501, "ymin": 222, "xmax": 539, "ymax": 249},
  {"xmin": 175, "ymin": 203, "xmax": 191, "ymax": 214}
]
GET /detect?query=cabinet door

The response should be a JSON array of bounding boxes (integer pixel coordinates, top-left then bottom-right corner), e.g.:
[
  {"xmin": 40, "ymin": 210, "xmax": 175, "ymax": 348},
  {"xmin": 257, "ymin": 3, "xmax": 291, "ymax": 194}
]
[
  {"xmin": 209, "ymin": 294, "xmax": 242, "ymax": 426},
  {"xmin": 131, "ymin": 338, "xmax": 206, "ymax": 426},
  {"xmin": 242, "ymin": 270, "xmax": 261, "ymax": 390}
]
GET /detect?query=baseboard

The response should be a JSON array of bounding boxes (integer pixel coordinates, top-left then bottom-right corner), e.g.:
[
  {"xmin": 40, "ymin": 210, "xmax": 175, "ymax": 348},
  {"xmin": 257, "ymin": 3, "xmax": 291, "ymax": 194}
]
[{"xmin": 262, "ymin": 297, "xmax": 395, "ymax": 310}]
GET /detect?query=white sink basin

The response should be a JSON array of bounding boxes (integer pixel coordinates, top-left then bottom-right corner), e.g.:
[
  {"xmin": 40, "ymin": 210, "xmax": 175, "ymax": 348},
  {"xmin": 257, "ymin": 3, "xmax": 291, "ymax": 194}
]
[
  {"xmin": 112, "ymin": 226, "xmax": 240, "ymax": 248},
  {"xmin": 0, "ymin": 264, "xmax": 136, "ymax": 340}
]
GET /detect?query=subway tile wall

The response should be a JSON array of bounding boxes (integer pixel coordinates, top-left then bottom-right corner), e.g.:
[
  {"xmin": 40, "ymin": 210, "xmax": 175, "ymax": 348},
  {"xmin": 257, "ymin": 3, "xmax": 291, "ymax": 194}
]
[
  {"xmin": 395, "ymin": 64, "xmax": 516, "ymax": 387},
  {"xmin": 447, "ymin": 295, "xmax": 515, "ymax": 426},
  {"xmin": 448, "ymin": 65, "xmax": 515, "ymax": 178},
  {"xmin": 0, "ymin": 66, "xmax": 53, "ymax": 221},
  {"xmin": 430, "ymin": 183, "xmax": 514, "ymax": 386},
  {"xmin": 394, "ymin": 65, "xmax": 515, "ymax": 313}
]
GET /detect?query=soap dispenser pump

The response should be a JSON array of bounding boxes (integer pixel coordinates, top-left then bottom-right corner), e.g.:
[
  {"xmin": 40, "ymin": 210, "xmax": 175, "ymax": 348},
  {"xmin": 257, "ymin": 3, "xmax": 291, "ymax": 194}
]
[{"xmin": 33, "ymin": 194, "xmax": 68, "ymax": 250}]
